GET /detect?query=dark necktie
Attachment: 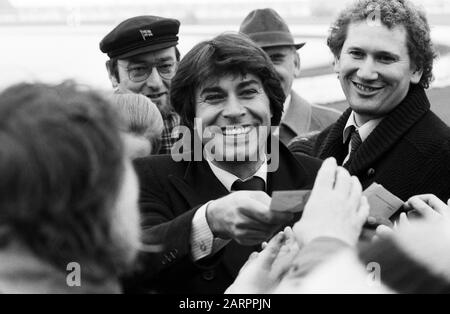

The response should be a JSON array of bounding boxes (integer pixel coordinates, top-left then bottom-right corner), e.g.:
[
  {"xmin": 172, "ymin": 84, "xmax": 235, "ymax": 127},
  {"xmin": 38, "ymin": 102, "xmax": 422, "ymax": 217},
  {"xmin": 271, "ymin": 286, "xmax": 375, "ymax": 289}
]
[
  {"xmin": 231, "ymin": 176, "xmax": 265, "ymax": 191},
  {"xmin": 344, "ymin": 126, "xmax": 362, "ymax": 167}
]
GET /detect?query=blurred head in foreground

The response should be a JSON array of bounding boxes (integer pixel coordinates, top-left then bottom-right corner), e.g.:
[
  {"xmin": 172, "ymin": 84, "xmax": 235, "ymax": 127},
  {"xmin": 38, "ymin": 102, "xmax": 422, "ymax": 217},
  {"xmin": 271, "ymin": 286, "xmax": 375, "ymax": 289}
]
[{"xmin": 0, "ymin": 81, "xmax": 141, "ymax": 293}]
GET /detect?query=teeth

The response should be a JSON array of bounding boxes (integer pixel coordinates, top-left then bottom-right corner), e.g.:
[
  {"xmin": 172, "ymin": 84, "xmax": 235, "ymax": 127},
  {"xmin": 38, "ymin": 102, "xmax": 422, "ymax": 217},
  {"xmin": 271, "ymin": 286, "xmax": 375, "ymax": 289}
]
[
  {"xmin": 354, "ymin": 83, "xmax": 380, "ymax": 93},
  {"xmin": 223, "ymin": 126, "xmax": 252, "ymax": 136}
]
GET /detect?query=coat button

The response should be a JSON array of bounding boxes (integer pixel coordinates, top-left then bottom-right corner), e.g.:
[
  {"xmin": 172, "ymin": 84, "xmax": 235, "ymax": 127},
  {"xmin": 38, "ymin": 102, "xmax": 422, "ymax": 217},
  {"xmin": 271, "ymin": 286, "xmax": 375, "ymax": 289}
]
[
  {"xmin": 202, "ymin": 270, "xmax": 215, "ymax": 281},
  {"xmin": 367, "ymin": 168, "xmax": 376, "ymax": 176}
]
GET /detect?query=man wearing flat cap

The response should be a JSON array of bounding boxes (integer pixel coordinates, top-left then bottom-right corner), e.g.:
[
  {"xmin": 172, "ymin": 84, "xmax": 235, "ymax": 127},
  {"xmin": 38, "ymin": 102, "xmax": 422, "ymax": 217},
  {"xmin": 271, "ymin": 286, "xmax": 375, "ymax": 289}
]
[
  {"xmin": 240, "ymin": 8, "xmax": 340, "ymax": 146},
  {"xmin": 100, "ymin": 15, "xmax": 181, "ymax": 155}
]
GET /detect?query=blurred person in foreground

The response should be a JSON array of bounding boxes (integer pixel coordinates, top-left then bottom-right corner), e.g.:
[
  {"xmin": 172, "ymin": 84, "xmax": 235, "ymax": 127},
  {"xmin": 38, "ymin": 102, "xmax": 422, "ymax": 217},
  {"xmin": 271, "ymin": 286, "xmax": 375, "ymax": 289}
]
[
  {"xmin": 126, "ymin": 33, "xmax": 321, "ymax": 294},
  {"xmin": 0, "ymin": 82, "xmax": 141, "ymax": 293},
  {"xmin": 100, "ymin": 15, "xmax": 181, "ymax": 154},
  {"xmin": 110, "ymin": 93, "xmax": 164, "ymax": 159},
  {"xmin": 289, "ymin": 0, "xmax": 450, "ymax": 202},
  {"xmin": 239, "ymin": 8, "xmax": 341, "ymax": 146}
]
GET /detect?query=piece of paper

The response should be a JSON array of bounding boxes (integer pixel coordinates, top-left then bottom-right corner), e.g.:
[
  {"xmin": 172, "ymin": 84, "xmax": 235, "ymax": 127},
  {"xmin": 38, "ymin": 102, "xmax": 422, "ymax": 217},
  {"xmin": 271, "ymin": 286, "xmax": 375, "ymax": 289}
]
[
  {"xmin": 270, "ymin": 190, "xmax": 311, "ymax": 213},
  {"xmin": 363, "ymin": 182, "xmax": 404, "ymax": 225}
]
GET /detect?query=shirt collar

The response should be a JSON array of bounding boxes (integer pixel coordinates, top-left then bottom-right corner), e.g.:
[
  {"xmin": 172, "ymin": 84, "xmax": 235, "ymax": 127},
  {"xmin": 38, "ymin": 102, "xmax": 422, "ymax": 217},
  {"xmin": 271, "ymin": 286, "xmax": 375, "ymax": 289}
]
[
  {"xmin": 343, "ymin": 111, "xmax": 383, "ymax": 144},
  {"xmin": 206, "ymin": 159, "xmax": 268, "ymax": 192}
]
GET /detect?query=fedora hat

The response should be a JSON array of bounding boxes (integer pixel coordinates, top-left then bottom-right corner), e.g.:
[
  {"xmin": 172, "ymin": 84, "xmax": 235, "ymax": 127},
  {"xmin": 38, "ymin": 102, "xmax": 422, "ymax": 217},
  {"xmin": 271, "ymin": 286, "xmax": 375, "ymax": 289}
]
[{"xmin": 239, "ymin": 8, "xmax": 305, "ymax": 50}]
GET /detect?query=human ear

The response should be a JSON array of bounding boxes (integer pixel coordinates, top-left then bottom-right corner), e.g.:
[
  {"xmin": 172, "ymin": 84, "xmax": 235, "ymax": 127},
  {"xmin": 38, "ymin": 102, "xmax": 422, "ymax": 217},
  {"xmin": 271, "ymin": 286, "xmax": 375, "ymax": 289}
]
[
  {"xmin": 106, "ymin": 61, "xmax": 119, "ymax": 88},
  {"xmin": 333, "ymin": 56, "xmax": 341, "ymax": 74},
  {"xmin": 410, "ymin": 67, "xmax": 423, "ymax": 85},
  {"xmin": 293, "ymin": 52, "xmax": 301, "ymax": 78}
]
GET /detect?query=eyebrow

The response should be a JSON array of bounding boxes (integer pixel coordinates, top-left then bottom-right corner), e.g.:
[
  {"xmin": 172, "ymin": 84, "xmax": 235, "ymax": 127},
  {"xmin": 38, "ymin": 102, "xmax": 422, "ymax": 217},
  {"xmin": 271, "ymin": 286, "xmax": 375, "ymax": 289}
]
[
  {"xmin": 347, "ymin": 47, "xmax": 400, "ymax": 59},
  {"xmin": 200, "ymin": 86, "xmax": 224, "ymax": 96},
  {"xmin": 127, "ymin": 56, "xmax": 174, "ymax": 64},
  {"xmin": 237, "ymin": 79, "xmax": 261, "ymax": 89}
]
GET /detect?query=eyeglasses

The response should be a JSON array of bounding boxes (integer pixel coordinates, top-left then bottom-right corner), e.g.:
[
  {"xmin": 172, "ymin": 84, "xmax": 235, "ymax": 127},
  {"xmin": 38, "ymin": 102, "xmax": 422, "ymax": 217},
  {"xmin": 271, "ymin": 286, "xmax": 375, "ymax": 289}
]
[{"xmin": 119, "ymin": 61, "xmax": 178, "ymax": 82}]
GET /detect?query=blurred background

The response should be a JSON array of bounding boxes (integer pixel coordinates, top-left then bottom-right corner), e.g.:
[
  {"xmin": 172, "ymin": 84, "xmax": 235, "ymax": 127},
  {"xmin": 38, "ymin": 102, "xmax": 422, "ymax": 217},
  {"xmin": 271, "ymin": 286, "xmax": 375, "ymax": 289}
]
[{"xmin": 1, "ymin": 0, "xmax": 450, "ymax": 118}]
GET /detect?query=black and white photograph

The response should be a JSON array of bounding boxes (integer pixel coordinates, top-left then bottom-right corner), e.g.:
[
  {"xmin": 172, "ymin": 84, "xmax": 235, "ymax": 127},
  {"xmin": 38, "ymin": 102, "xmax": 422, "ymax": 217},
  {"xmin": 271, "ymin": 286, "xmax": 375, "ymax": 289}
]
[{"xmin": 1, "ymin": 0, "xmax": 450, "ymax": 301}]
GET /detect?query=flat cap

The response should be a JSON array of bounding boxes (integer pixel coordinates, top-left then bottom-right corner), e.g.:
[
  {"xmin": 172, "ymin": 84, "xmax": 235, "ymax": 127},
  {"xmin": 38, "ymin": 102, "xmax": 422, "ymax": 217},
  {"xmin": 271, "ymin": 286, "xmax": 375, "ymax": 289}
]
[{"xmin": 100, "ymin": 15, "xmax": 180, "ymax": 59}]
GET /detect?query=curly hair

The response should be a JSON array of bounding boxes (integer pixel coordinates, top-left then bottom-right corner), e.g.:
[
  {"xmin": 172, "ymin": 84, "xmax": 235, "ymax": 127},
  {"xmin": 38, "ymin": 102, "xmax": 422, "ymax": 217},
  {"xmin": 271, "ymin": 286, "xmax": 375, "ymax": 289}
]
[
  {"xmin": 0, "ymin": 81, "xmax": 131, "ymax": 280},
  {"xmin": 170, "ymin": 32, "xmax": 285, "ymax": 130},
  {"xmin": 327, "ymin": 0, "xmax": 437, "ymax": 89}
]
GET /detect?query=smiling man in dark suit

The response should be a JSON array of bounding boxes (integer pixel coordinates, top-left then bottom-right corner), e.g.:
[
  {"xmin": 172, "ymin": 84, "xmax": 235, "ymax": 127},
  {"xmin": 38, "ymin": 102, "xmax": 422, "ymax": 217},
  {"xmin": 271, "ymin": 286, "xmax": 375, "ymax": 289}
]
[{"xmin": 126, "ymin": 33, "xmax": 321, "ymax": 294}]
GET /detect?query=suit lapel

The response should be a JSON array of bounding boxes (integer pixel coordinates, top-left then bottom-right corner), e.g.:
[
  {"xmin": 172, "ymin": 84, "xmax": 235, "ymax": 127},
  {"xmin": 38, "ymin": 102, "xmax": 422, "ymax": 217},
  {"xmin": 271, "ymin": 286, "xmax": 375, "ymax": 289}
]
[
  {"xmin": 168, "ymin": 158, "xmax": 229, "ymax": 209},
  {"xmin": 317, "ymin": 108, "xmax": 352, "ymax": 164},
  {"xmin": 267, "ymin": 142, "xmax": 313, "ymax": 193}
]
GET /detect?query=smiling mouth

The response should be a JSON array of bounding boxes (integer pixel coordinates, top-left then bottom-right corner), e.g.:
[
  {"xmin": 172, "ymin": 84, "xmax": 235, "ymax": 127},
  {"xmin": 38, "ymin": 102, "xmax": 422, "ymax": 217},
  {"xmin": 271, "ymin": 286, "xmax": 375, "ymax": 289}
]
[
  {"xmin": 221, "ymin": 125, "xmax": 254, "ymax": 136},
  {"xmin": 146, "ymin": 92, "xmax": 167, "ymax": 99},
  {"xmin": 352, "ymin": 81, "xmax": 384, "ymax": 94}
]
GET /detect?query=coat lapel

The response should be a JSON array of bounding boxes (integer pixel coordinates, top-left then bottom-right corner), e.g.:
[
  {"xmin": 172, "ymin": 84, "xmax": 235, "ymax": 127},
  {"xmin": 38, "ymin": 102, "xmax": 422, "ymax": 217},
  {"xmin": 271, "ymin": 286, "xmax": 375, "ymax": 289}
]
[
  {"xmin": 168, "ymin": 158, "xmax": 229, "ymax": 209},
  {"xmin": 347, "ymin": 85, "xmax": 430, "ymax": 175},
  {"xmin": 267, "ymin": 142, "xmax": 313, "ymax": 193},
  {"xmin": 317, "ymin": 108, "xmax": 352, "ymax": 164},
  {"xmin": 318, "ymin": 85, "xmax": 430, "ymax": 176}
]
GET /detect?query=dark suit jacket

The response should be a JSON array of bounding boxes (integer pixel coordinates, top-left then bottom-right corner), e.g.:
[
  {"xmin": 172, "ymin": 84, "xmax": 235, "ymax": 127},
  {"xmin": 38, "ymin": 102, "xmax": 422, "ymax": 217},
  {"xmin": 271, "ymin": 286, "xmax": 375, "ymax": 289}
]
[
  {"xmin": 298, "ymin": 84, "xmax": 450, "ymax": 202},
  {"xmin": 126, "ymin": 143, "xmax": 321, "ymax": 294},
  {"xmin": 278, "ymin": 91, "xmax": 341, "ymax": 146}
]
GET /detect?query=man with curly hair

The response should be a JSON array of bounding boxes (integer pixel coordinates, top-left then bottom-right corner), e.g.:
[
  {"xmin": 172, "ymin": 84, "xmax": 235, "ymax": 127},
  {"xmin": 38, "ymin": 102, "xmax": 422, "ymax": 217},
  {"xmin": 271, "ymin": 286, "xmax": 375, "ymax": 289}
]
[{"xmin": 290, "ymin": 0, "xmax": 450, "ymax": 203}]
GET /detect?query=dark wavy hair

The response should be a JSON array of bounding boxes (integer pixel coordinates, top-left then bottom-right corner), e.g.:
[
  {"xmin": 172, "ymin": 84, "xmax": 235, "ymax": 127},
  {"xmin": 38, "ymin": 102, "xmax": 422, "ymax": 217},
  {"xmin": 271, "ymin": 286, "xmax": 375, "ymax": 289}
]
[
  {"xmin": 327, "ymin": 0, "xmax": 437, "ymax": 89},
  {"xmin": 0, "ymin": 81, "xmax": 128, "ymax": 279},
  {"xmin": 170, "ymin": 32, "xmax": 285, "ymax": 129}
]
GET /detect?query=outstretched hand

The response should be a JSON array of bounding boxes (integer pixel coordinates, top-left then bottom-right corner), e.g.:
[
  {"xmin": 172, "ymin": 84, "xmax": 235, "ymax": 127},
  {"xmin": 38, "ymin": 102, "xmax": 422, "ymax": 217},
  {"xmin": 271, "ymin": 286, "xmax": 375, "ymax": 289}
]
[
  {"xmin": 225, "ymin": 227, "xmax": 300, "ymax": 294},
  {"xmin": 293, "ymin": 157, "xmax": 369, "ymax": 247}
]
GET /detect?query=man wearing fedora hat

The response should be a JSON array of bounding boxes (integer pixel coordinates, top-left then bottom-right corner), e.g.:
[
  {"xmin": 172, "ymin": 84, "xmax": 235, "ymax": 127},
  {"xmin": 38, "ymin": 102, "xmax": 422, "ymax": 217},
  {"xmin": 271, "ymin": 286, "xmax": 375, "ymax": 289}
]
[
  {"xmin": 100, "ymin": 15, "xmax": 181, "ymax": 155},
  {"xmin": 240, "ymin": 8, "xmax": 340, "ymax": 146}
]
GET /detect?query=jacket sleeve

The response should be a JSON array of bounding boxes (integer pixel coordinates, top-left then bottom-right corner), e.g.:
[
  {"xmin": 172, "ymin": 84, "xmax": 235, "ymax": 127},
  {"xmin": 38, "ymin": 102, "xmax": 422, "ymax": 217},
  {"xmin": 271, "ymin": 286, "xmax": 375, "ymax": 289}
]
[{"xmin": 132, "ymin": 158, "xmax": 199, "ymax": 277}]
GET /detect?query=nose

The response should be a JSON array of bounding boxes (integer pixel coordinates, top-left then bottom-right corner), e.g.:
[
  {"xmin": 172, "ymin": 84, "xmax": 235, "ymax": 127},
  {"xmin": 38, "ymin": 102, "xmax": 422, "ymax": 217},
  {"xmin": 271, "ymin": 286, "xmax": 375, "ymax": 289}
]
[
  {"xmin": 222, "ymin": 95, "xmax": 246, "ymax": 120},
  {"xmin": 145, "ymin": 67, "xmax": 164, "ymax": 89},
  {"xmin": 356, "ymin": 57, "xmax": 378, "ymax": 81}
]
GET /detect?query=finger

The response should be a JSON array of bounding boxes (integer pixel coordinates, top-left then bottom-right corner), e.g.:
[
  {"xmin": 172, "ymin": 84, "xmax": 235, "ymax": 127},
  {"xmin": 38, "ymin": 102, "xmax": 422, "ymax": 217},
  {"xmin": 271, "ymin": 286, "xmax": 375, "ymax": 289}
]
[
  {"xmin": 313, "ymin": 157, "xmax": 338, "ymax": 191},
  {"xmin": 376, "ymin": 224, "xmax": 394, "ymax": 239},
  {"xmin": 349, "ymin": 176, "xmax": 363, "ymax": 209},
  {"xmin": 357, "ymin": 196, "xmax": 370, "ymax": 226},
  {"xmin": 334, "ymin": 167, "xmax": 352, "ymax": 196},
  {"xmin": 246, "ymin": 191, "xmax": 272, "ymax": 207},
  {"xmin": 261, "ymin": 242, "xmax": 268, "ymax": 250},
  {"xmin": 257, "ymin": 231, "xmax": 285, "ymax": 267},
  {"xmin": 405, "ymin": 197, "xmax": 436, "ymax": 219},
  {"xmin": 421, "ymin": 194, "xmax": 449, "ymax": 216},
  {"xmin": 281, "ymin": 227, "xmax": 300, "ymax": 251},
  {"xmin": 399, "ymin": 212, "xmax": 410, "ymax": 226},
  {"xmin": 238, "ymin": 251, "xmax": 260, "ymax": 274}
]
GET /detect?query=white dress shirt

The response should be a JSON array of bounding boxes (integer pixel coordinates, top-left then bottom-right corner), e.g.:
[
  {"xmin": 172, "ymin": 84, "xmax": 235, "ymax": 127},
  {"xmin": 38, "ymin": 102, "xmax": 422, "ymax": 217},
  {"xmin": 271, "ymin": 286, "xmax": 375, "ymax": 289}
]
[
  {"xmin": 190, "ymin": 159, "xmax": 268, "ymax": 261},
  {"xmin": 342, "ymin": 111, "xmax": 383, "ymax": 165}
]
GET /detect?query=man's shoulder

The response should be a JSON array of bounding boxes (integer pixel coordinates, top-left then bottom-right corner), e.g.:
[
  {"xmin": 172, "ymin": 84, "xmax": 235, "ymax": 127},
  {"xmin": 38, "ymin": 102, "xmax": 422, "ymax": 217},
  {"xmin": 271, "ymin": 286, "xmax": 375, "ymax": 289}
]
[
  {"xmin": 404, "ymin": 111, "xmax": 450, "ymax": 141},
  {"xmin": 290, "ymin": 91, "xmax": 341, "ymax": 130},
  {"xmin": 404, "ymin": 110, "xmax": 450, "ymax": 153},
  {"xmin": 311, "ymin": 104, "xmax": 342, "ymax": 119}
]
